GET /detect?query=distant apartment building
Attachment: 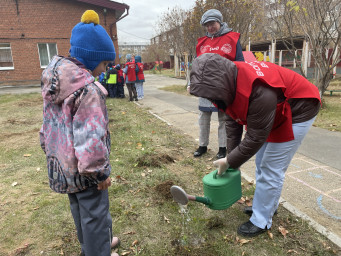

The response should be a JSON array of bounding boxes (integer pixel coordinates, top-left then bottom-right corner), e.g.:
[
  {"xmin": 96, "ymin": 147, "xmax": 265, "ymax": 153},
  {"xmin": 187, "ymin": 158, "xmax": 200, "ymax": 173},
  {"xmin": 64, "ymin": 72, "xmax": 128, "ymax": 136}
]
[{"xmin": 118, "ymin": 42, "xmax": 149, "ymax": 59}]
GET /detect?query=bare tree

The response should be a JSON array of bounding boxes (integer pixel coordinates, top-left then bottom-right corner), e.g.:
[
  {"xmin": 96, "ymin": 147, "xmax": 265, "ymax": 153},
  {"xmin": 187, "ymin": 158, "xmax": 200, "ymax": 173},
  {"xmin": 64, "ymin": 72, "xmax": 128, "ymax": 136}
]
[{"xmin": 267, "ymin": 0, "xmax": 341, "ymax": 95}]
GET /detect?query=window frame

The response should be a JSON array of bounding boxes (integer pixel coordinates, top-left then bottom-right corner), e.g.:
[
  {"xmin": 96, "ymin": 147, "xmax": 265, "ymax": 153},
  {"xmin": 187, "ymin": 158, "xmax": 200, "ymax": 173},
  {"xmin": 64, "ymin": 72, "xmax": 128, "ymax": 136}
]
[
  {"xmin": 37, "ymin": 43, "xmax": 58, "ymax": 68},
  {"xmin": 0, "ymin": 43, "xmax": 14, "ymax": 70}
]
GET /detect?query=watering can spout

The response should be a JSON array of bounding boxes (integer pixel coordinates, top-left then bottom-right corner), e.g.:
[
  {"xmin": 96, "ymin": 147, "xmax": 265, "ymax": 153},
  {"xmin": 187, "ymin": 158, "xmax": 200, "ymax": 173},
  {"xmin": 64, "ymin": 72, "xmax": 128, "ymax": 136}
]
[
  {"xmin": 170, "ymin": 185, "xmax": 211, "ymax": 206},
  {"xmin": 170, "ymin": 168, "xmax": 242, "ymax": 210}
]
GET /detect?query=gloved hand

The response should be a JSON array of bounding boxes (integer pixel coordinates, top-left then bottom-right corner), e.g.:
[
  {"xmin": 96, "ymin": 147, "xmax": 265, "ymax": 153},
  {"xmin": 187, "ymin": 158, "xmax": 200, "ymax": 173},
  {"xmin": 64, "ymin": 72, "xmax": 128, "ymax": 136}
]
[{"xmin": 213, "ymin": 156, "xmax": 230, "ymax": 175}]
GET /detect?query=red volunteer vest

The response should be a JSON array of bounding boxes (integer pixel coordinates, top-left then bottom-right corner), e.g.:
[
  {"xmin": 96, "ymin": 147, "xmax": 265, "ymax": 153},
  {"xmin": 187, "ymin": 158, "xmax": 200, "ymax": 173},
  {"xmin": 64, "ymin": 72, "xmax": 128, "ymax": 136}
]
[
  {"xmin": 136, "ymin": 62, "xmax": 145, "ymax": 80},
  {"xmin": 126, "ymin": 61, "xmax": 136, "ymax": 82},
  {"xmin": 196, "ymin": 32, "xmax": 240, "ymax": 60},
  {"xmin": 117, "ymin": 69, "xmax": 123, "ymax": 83},
  {"xmin": 226, "ymin": 61, "xmax": 321, "ymax": 143}
]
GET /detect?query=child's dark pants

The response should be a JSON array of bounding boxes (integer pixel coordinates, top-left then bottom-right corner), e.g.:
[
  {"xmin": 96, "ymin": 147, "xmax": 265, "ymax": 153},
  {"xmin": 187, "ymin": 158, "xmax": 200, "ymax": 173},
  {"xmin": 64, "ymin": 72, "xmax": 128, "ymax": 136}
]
[{"xmin": 68, "ymin": 186, "xmax": 112, "ymax": 256}]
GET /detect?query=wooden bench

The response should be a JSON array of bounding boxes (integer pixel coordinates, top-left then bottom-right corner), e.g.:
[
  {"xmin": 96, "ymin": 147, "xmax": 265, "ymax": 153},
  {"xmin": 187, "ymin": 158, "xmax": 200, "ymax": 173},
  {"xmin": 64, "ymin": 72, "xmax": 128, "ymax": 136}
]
[{"xmin": 325, "ymin": 90, "xmax": 341, "ymax": 96}]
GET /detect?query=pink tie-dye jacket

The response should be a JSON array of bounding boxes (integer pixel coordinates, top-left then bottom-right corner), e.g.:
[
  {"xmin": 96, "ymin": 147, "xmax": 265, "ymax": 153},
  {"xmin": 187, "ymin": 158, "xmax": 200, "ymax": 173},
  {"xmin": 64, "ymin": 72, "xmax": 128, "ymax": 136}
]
[{"xmin": 40, "ymin": 56, "xmax": 111, "ymax": 193}]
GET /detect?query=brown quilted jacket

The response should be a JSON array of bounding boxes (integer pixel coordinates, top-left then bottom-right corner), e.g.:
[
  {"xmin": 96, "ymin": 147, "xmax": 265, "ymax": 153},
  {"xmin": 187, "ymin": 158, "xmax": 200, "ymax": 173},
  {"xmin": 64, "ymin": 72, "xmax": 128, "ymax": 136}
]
[{"xmin": 190, "ymin": 53, "xmax": 320, "ymax": 168}]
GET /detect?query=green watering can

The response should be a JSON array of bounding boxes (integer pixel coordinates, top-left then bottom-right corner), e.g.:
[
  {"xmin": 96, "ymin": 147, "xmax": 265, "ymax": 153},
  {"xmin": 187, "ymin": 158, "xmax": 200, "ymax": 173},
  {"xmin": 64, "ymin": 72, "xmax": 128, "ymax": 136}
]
[{"xmin": 170, "ymin": 168, "xmax": 242, "ymax": 210}]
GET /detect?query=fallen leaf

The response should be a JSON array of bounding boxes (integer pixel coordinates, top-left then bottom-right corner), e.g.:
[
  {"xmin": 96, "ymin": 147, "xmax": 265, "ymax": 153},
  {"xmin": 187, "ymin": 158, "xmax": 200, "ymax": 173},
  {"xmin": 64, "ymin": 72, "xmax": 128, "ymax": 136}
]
[
  {"xmin": 132, "ymin": 240, "xmax": 139, "ymax": 246},
  {"xmin": 141, "ymin": 173, "xmax": 146, "ymax": 177},
  {"xmin": 121, "ymin": 251, "xmax": 131, "ymax": 256},
  {"xmin": 248, "ymin": 180, "xmax": 254, "ymax": 185},
  {"xmin": 238, "ymin": 238, "xmax": 251, "ymax": 245},
  {"xmin": 279, "ymin": 226, "xmax": 289, "ymax": 237},
  {"xmin": 245, "ymin": 199, "xmax": 252, "ymax": 207},
  {"xmin": 33, "ymin": 207, "xmax": 40, "ymax": 210},
  {"xmin": 24, "ymin": 154, "xmax": 31, "ymax": 157},
  {"xmin": 267, "ymin": 230, "xmax": 273, "ymax": 239},
  {"xmin": 121, "ymin": 112, "xmax": 126, "ymax": 115},
  {"xmin": 11, "ymin": 182, "xmax": 18, "ymax": 187},
  {"xmin": 164, "ymin": 216, "xmax": 170, "ymax": 223},
  {"xmin": 36, "ymin": 167, "xmax": 41, "ymax": 171},
  {"xmin": 237, "ymin": 199, "xmax": 245, "ymax": 204},
  {"xmin": 123, "ymin": 231, "xmax": 136, "ymax": 235},
  {"xmin": 287, "ymin": 249, "xmax": 298, "ymax": 254}
]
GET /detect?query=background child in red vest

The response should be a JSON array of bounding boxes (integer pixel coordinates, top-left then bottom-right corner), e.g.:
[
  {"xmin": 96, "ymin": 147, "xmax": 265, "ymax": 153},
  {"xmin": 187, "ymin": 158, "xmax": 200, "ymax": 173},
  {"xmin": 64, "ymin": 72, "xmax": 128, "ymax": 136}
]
[
  {"xmin": 115, "ymin": 64, "xmax": 125, "ymax": 98},
  {"xmin": 39, "ymin": 10, "xmax": 120, "ymax": 256},
  {"xmin": 123, "ymin": 54, "xmax": 138, "ymax": 101},
  {"xmin": 190, "ymin": 53, "xmax": 321, "ymax": 238},
  {"xmin": 134, "ymin": 55, "xmax": 145, "ymax": 100}
]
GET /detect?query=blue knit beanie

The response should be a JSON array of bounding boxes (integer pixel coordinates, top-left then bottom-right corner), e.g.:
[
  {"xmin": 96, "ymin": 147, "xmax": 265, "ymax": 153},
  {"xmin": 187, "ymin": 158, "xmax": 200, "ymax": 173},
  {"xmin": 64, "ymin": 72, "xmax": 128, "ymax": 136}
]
[{"xmin": 70, "ymin": 10, "xmax": 116, "ymax": 71}]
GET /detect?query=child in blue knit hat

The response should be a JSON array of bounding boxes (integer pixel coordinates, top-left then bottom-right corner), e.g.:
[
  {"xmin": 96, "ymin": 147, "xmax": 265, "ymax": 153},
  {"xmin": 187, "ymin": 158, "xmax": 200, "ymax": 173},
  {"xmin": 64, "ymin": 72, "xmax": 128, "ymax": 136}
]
[{"xmin": 40, "ymin": 10, "xmax": 120, "ymax": 256}]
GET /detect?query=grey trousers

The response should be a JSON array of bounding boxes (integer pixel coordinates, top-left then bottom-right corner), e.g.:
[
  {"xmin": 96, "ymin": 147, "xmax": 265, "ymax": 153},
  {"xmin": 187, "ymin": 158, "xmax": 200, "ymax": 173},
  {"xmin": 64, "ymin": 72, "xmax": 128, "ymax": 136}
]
[
  {"xmin": 198, "ymin": 111, "xmax": 227, "ymax": 148},
  {"xmin": 68, "ymin": 186, "xmax": 112, "ymax": 256}
]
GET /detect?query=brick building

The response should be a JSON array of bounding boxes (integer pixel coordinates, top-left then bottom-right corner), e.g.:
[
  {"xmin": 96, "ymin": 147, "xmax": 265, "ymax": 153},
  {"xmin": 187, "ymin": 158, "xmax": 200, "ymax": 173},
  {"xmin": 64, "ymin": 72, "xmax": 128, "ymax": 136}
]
[{"xmin": 0, "ymin": 0, "xmax": 129, "ymax": 84}]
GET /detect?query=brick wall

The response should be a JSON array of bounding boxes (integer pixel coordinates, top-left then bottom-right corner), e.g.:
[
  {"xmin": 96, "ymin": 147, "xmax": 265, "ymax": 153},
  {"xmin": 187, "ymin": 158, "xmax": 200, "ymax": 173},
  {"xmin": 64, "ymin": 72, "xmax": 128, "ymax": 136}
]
[{"xmin": 0, "ymin": 0, "xmax": 120, "ymax": 84}]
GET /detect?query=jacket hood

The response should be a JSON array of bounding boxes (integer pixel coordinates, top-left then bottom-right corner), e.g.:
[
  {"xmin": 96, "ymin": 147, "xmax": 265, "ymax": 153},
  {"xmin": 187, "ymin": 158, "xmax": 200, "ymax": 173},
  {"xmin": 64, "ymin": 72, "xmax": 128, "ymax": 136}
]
[
  {"xmin": 190, "ymin": 53, "xmax": 237, "ymax": 109},
  {"xmin": 41, "ymin": 56, "xmax": 95, "ymax": 104},
  {"xmin": 206, "ymin": 22, "xmax": 232, "ymax": 38},
  {"xmin": 135, "ymin": 55, "xmax": 142, "ymax": 63}
]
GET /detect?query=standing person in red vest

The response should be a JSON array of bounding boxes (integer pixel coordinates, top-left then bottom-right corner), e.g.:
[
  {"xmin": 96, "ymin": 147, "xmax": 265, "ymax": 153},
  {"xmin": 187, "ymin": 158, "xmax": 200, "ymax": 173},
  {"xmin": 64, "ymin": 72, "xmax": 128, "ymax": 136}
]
[
  {"xmin": 190, "ymin": 53, "xmax": 321, "ymax": 237},
  {"xmin": 190, "ymin": 9, "xmax": 244, "ymax": 159},
  {"xmin": 123, "ymin": 54, "xmax": 138, "ymax": 101},
  {"xmin": 115, "ymin": 64, "xmax": 125, "ymax": 98},
  {"xmin": 134, "ymin": 55, "xmax": 145, "ymax": 100}
]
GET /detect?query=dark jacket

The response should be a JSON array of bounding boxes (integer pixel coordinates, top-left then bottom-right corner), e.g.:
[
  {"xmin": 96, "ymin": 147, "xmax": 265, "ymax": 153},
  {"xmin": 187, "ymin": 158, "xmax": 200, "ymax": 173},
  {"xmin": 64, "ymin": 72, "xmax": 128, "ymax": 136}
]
[{"xmin": 190, "ymin": 53, "xmax": 320, "ymax": 168}]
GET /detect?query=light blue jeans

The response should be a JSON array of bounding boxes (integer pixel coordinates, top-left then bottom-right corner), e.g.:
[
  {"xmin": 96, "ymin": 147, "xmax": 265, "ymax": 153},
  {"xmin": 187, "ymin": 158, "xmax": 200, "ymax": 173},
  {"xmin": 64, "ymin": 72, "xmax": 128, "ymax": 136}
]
[
  {"xmin": 250, "ymin": 117, "xmax": 316, "ymax": 229},
  {"xmin": 135, "ymin": 82, "xmax": 144, "ymax": 99}
]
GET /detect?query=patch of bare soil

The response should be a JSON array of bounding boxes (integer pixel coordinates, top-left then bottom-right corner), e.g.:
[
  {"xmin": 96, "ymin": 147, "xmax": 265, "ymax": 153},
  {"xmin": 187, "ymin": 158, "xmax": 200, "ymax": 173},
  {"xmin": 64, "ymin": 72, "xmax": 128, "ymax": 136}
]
[
  {"xmin": 206, "ymin": 216, "xmax": 224, "ymax": 229},
  {"xmin": 136, "ymin": 153, "xmax": 175, "ymax": 168},
  {"xmin": 154, "ymin": 180, "xmax": 174, "ymax": 200}
]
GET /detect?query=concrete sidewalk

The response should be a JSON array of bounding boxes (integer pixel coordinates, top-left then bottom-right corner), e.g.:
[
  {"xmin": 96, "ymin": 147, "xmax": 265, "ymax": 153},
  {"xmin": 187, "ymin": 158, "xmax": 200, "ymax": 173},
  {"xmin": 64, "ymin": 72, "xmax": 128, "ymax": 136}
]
[
  {"xmin": 1, "ymin": 75, "xmax": 341, "ymax": 247},
  {"xmin": 137, "ymin": 74, "xmax": 341, "ymax": 248}
]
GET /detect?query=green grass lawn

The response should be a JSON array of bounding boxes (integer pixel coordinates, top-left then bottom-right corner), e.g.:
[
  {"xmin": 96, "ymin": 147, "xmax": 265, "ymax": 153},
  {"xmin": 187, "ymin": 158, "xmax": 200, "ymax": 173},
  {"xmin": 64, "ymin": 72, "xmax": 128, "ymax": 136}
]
[{"xmin": 0, "ymin": 93, "xmax": 340, "ymax": 256}]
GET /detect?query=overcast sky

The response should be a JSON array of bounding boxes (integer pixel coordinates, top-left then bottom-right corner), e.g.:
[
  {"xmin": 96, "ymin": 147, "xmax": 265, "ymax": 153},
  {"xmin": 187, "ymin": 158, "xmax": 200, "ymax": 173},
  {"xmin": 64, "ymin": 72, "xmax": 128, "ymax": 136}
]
[{"xmin": 115, "ymin": 0, "xmax": 196, "ymax": 43}]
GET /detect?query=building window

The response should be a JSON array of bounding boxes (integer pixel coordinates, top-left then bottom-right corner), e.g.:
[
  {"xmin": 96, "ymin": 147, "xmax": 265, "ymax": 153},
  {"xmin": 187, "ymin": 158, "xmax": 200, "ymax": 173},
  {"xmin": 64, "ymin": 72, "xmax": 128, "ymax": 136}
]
[
  {"xmin": 0, "ymin": 43, "xmax": 14, "ymax": 70},
  {"xmin": 38, "ymin": 43, "xmax": 57, "ymax": 68}
]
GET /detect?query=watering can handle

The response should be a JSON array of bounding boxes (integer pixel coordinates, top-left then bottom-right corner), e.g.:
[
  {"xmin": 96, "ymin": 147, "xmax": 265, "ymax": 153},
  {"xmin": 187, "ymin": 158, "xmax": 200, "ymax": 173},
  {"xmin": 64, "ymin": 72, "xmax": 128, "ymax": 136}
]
[{"xmin": 213, "ymin": 168, "xmax": 236, "ymax": 179}]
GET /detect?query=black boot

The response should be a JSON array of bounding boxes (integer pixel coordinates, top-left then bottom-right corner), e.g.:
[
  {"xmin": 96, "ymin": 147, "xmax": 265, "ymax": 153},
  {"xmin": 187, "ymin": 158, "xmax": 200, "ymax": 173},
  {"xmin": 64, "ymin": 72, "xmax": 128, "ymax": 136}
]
[
  {"xmin": 237, "ymin": 220, "xmax": 266, "ymax": 237},
  {"xmin": 194, "ymin": 146, "xmax": 207, "ymax": 157},
  {"xmin": 216, "ymin": 147, "xmax": 226, "ymax": 159}
]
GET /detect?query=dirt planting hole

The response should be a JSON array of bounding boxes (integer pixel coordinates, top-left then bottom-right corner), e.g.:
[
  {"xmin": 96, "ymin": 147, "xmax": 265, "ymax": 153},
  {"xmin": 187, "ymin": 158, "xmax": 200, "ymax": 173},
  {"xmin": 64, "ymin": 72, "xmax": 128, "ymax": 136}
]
[
  {"xmin": 154, "ymin": 180, "xmax": 174, "ymax": 200},
  {"xmin": 137, "ymin": 153, "xmax": 174, "ymax": 168}
]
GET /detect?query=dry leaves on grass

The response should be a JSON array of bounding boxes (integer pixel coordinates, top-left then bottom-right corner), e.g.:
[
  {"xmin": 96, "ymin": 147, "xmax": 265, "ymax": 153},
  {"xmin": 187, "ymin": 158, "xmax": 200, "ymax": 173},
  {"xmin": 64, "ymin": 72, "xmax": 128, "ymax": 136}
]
[
  {"xmin": 279, "ymin": 226, "xmax": 289, "ymax": 237},
  {"xmin": 267, "ymin": 230, "xmax": 274, "ymax": 239},
  {"xmin": 237, "ymin": 196, "xmax": 252, "ymax": 206},
  {"xmin": 236, "ymin": 236, "xmax": 251, "ymax": 245}
]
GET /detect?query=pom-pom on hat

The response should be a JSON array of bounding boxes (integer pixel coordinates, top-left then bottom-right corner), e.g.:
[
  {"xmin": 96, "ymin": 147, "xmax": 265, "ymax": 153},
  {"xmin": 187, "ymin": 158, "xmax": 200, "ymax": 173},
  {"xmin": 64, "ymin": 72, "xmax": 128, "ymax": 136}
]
[{"xmin": 70, "ymin": 10, "xmax": 116, "ymax": 71}]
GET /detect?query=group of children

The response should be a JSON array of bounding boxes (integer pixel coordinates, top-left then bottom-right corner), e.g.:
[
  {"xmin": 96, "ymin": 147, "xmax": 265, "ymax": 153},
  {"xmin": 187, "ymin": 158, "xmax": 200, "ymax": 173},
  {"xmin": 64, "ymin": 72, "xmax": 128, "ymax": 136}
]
[{"xmin": 98, "ymin": 54, "xmax": 145, "ymax": 101}]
